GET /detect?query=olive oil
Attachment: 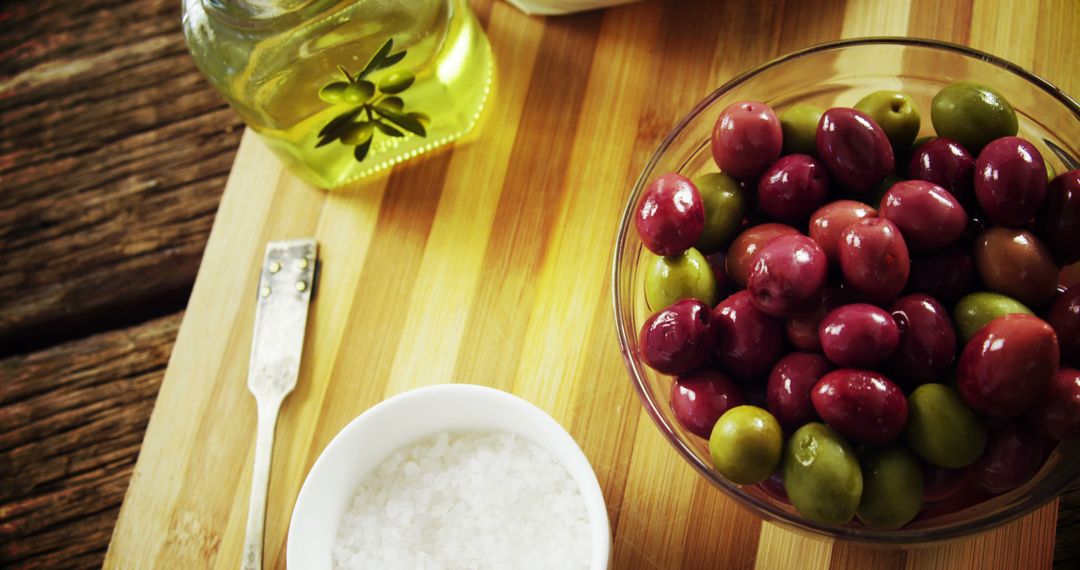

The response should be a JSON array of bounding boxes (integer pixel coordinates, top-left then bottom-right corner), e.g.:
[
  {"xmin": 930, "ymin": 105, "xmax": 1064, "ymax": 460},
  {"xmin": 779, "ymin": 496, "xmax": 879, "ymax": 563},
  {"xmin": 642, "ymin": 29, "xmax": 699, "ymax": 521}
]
[{"xmin": 183, "ymin": 0, "xmax": 492, "ymax": 188}]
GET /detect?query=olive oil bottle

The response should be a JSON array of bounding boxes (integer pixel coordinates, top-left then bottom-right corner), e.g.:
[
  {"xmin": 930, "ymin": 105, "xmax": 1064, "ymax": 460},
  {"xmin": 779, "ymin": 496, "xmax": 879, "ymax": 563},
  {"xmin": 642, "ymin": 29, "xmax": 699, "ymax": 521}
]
[{"xmin": 183, "ymin": 0, "xmax": 492, "ymax": 189}]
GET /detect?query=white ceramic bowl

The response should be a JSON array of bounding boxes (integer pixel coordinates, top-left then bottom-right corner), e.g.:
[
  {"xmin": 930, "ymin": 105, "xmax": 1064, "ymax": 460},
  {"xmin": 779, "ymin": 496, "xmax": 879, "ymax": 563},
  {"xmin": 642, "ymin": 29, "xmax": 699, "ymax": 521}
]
[{"xmin": 287, "ymin": 384, "xmax": 612, "ymax": 569}]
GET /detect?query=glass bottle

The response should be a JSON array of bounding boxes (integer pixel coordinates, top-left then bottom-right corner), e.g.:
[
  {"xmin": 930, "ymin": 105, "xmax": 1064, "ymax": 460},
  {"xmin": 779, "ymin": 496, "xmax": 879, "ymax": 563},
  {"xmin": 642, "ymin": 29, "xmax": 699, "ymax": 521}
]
[{"xmin": 182, "ymin": 0, "xmax": 493, "ymax": 189}]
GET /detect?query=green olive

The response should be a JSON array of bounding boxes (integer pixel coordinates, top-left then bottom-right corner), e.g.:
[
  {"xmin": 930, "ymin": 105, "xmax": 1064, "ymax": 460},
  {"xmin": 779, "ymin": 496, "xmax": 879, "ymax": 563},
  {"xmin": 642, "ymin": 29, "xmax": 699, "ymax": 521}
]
[
  {"xmin": 318, "ymin": 81, "xmax": 350, "ymax": 103},
  {"xmin": 783, "ymin": 422, "xmax": 863, "ymax": 525},
  {"xmin": 931, "ymin": 82, "xmax": 1018, "ymax": 153},
  {"xmin": 953, "ymin": 291, "xmax": 1034, "ymax": 343},
  {"xmin": 379, "ymin": 96, "xmax": 404, "ymax": 112},
  {"xmin": 855, "ymin": 90, "xmax": 921, "ymax": 153},
  {"xmin": 857, "ymin": 444, "xmax": 923, "ymax": 529},
  {"xmin": 342, "ymin": 122, "xmax": 375, "ymax": 145},
  {"xmin": 693, "ymin": 172, "xmax": 747, "ymax": 253},
  {"xmin": 904, "ymin": 384, "xmax": 987, "ymax": 468},
  {"xmin": 344, "ymin": 80, "xmax": 376, "ymax": 103},
  {"xmin": 378, "ymin": 70, "xmax": 416, "ymax": 94},
  {"xmin": 780, "ymin": 104, "xmax": 824, "ymax": 156},
  {"xmin": 709, "ymin": 406, "xmax": 783, "ymax": 485},
  {"xmin": 643, "ymin": 247, "xmax": 718, "ymax": 311}
]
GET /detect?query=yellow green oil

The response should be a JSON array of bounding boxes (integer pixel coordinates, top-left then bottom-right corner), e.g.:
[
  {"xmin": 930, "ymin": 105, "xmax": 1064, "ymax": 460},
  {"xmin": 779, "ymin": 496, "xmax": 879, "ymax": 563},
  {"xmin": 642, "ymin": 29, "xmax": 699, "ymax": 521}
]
[{"xmin": 183, "ymin": 0, "xmax": 492, "ymax": 189}]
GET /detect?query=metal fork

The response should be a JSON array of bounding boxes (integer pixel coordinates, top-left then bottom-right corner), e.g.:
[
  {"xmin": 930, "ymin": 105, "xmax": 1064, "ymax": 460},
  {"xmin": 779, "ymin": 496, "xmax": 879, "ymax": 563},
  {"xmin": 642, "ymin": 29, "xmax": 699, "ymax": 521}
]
[{"xmin": 241, "ymin": 239, "xmax": 318, "ymax": 570}]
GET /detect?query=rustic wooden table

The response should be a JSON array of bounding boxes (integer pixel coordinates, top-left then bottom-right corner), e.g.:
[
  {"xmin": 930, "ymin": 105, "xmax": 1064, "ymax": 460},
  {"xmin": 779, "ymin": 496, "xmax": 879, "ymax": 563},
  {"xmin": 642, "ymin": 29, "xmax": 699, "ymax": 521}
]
[{"xmin": 1, "ymin": 0, "xmax": 1078, "ymax": 569}]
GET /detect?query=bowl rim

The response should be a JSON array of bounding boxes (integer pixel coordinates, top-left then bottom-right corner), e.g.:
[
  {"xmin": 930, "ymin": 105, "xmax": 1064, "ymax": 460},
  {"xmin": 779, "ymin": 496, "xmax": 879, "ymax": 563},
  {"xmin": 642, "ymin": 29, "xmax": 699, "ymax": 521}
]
[
  {"xmin": 286, "ymin": 383, "xmax": 612, "ymax": 568},
  {"xmin": 611, "ymin": 36, "xmax": 1080, "ymax": 543}
]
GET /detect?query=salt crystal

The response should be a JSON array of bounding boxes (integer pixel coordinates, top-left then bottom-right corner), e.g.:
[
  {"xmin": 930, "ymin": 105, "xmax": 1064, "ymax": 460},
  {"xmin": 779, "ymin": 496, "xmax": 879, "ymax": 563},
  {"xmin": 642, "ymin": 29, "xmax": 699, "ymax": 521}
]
[{"xmin": 331, "ymin": 432, "xmax": 592, "ymax": 569}]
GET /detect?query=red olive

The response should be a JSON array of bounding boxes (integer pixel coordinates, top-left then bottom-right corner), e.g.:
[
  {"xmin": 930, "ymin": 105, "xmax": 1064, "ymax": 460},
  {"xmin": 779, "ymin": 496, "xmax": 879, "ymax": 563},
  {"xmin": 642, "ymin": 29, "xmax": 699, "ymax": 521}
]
[
  {"xmin": 1048, "ymin": 285, "xmax": 1080, "ymax": 367},
  {"xmin": 766, "ymin": 352, "xmax": 832, "ymax": 429},
  {"xmin": 725, "ymin": 223, "xmax": 798, "ymax": 288},
  {"xmin": 971, "ymin": 420, "xmax": 1043, "ymax": 494},
  {"xmin": 757, "ymin": 154, "xmax": 830, "ymax": 223},
  {"xmin": 956, "ymin": 314, "xmax": 1059, "ymax": 417},
  {"xmin": 639, "ymin": 299, "xmax": 716, "ymax": 375},
  {"xmin": 907, "ymin": 137, "xmax": 975, "ymax": 204},
  {"xmin": 974, "ymin": 136, "xmax": 1048, "ymax": 227},
  {"xmin": 886, "ymin": 294, "xmax": 956, "ymax": 388},
  {"xmin": 635, "ymin": 173, "xmax": 704, "ymax": 256},
  {"xmin": 671, "ymin": 369, "xmax": 746, "ymax": 438},
  {"xmin": 808, "ymin": 200, "xmax": 878, "ymax": 264},
  {"xmin": 906, "ymin": 245, "xmax": 975, "ymax": 305},
  {"xmin": 973, "ymin": 228, "xmax": 1058, "ymax": 308},
  {"xmin": 712, "ymin": 290, "xmax": 785, "ymax": 381},
  {"xmin": 811, "ymin": 369, "xmax": 908, "ymax": 444},
  {"xmin": 879, "ymin": 180, "xmax": 967, "ymax": 250},
  {"xmin": 922, "ymin": 464, "xmax": 971, "ymax": 503},
  {"xmin": 837, "ymin": 218, "xmax": 910, "ymax": 305},
  {"xmin": 1026, "ymin": 368, "xmax": 1080, "ymax": 440},
  {"xmin": 1035, "ymin": 169, "xmax": 1080, "ymax": 264},
  {"xmin": 746, "ymin": 234, "xmax": 828, "ymax": 317},
  {"xmin": 786, "ymin": 287, "xmax": 847, "ymax": 352},
  {"xmin": 819, "ymin": 303, "xmax": 900, "ymax": 368},
  {"xmin": 711, "ymin": 101, "xmax": 783, "ymax": 181},
  {"xmin": 816, "ymin": 108, "xmax": 896, "ymax": 194}
]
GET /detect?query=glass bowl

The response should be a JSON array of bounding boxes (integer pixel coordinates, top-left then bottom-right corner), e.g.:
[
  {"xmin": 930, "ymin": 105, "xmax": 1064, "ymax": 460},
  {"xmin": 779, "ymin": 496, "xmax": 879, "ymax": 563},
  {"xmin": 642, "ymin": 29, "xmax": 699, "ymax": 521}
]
[{"xmin": 612, "ymin": 38, "xmax": 1080, "ymax": 543}]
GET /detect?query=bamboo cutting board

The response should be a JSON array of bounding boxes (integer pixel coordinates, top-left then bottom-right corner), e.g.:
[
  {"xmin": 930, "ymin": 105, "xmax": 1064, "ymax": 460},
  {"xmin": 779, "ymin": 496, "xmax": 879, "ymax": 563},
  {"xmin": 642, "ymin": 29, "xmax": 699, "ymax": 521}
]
[{"xmin": 107, "ymin": 0, "xmax": 1078, "ymax": 568}]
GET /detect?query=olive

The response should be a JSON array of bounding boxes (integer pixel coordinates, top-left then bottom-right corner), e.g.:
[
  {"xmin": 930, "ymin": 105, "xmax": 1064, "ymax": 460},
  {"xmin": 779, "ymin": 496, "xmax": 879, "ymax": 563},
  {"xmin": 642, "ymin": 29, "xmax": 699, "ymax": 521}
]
[
  {"xmin": 1026, "ymin": 368, "xmax": 1080, "ymax": 440},
  {"xmin": 758, "ymin": 470, "xmax": 789, "ymax": 503},
  {"xmin": 907, "ymin": 246, "xmax": 975, "ymax": 305},
  {"xmin": 971, "ymin": 420, "xmax": 1043, "ymax": 493},
  {"xmin": 643, "ymin": 248, "xmax": 718, "ymax": 311},
  {"xmin": 867, "ymin": 173, "xmax": 902, "ymax": 210},
  {"xmin": 904, "ymin": 383, "xmax": 987, "ymax": 468},
  {"xmin": 1035, "ymin": 169, "xmax": 1080, "ymax": 264},
  {"xmin": 906, "ymin": 137, "xmax": 976, "ymax": 204},
  {"xmin": 766, "ymin": 352, "xmax": 832, "ymax": 429},
  {"xmin": 974, "ymin": 136, "xmax": 1048, "ymax": 227},
  {"xmin": 378, "ymin": 70, "xmax": 415, "ymax": 94},
  {"xmin": 635, "ymin": 173, "xmax": 704, "ymax": 256},
  {"xmin": 816, "ymin": 107, "xmax": 895, "ymax": 194},
  {"xmin": 318, "ymin": 81, "xmax": 350, "ymax": 103},
  {"xmin": 746, "ymin": 235, "xmax": 828, "ymax": 317},
  {"xmin": 712, "ymin": 291, "xmax": 785, "ymax": 381},
  {"xmin": 812, "ymin": 369, "xmax": 907, "ymax": 444},
  {"xmin": 931, "ymin": 82, "xmax": 1018, "ymax": 153},
  {"xmin": 780, "ymin": 104, "xmax": 824, "ymax": 156},
  {"xmin": 957, "ymin": 314, "xmax": 1059, "ymax": 418},
  {"xmin": 973, "ymin": 228, "xmax": 1058, "ymax": 308},
  {"xmin": 1048, "ymin": 285, "xmax": 1080, "ymax": 366},
  {"xmin": 854, "ymin": 90, "xmax": 921, "ymax": 154},
  {"xmin": 344, "ymin": 80, "xmax": 376, "ymax": 103},
  {"xmin": 857, "ymin": 444, "xmax": 923, "ymax": 529},
  {"xmin": 887, "ymin": 294, "xmax": 956, "ymax": 388},
  {"xmin": 757, "ymin": 154, "xmax": 830, "ymax": 223},
  {"xmin": 808, "ymin": 200, "xmax": 877, "ymax": 264},
  {"xmin": 922, "ymin": 464, "xmax": 970, "ymax": 502},
  {"xmin": 671, "ymin": 369, "xmax": 746, "ymax": 438},
  {"xmin": 782, "ymin": 422, "xmax": 863, "ymax": 525},
  {"xmin": 725, "ymin": 223, "xmax": 798, "ymax": 288},
  {"xmin": 341, "ymin": 122, "xmax": 375, "ymax": 145},
  {"xmin": 953, "ymin": 292, "xmax": 1033, "ymax": 343},
  {"xmin": 819, "ymin": 304, "xmax": 900, "ymax": 368},
  {"xmin": 704, "ymin": 252, "xmax": 733, "ymax": 297},
  {"xmin": 786, "ymin": 287, "xmax": 847, "ymax": 352},
  {"xmin": 711, "ymin": 101, "xmax": 783, "ymax": 181},
  {"xmin": 837, "ymin": 218, "xmax": 910, "ymax": 305},
  {"xmin": 709, "ymin": 405, "xmax": 783, "ymax": 485},
  {"xmin": 879, "ymin": 180, "xmax": 967, "ymax": 250},
  {"xmin": 693, "ymin": 172, "xmax": 748, "ymax": 253},
  {"xmin": 639, "ymin": 299, "xmax": 715, "ymax": 375}
]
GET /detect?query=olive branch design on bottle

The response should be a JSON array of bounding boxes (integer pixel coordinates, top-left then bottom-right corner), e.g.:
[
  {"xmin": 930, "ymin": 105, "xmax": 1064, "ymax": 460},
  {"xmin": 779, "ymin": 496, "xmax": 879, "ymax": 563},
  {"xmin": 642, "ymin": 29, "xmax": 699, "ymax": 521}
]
[{"xmin": 316, "ymin": 38, "xmax": 429, "ymax": 162}]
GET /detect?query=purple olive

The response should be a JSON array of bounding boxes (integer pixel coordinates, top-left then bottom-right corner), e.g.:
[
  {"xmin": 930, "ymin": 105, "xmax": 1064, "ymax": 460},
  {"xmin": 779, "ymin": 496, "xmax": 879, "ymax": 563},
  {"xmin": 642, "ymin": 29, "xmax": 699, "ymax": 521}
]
[
  {"xmin": 1035, "ymin": 169, "xmax": 1080, "ymax": 264},
  {"xmin": 766, "ymin": 352, "xmax": 833, "ymax": 429},
  {"xmin": 922, "ymin": 464, "xmax": 970, "ymax": 502},
  {"xmin": 879, "ymin": 180, "xmax": 967, "ymax": 250},
  {"xmin": 725, "ymin": 223, "xmax": 798, "ymax": 288},
  {"xmin": 973, "ymin": 228, "xmax": 1058, "ymax": 308},
  {"xmin": 705, "ymin": 252, "xmax": 733, "ymax": 298},
  {"xmin": 837, "ymin": 218, "xmax": 910, "ymax": 305},
  {"xmin": 671, "ymin": 369, "xmax": 746, "ymax": 438},
  {"xmin": 808, "ymin": 200, "xmax": 877, "ymax": 264},
  {"xmin": 746, "ymin": 234, "xmax": 828, "ymax": 317},
  {"xmin": 711, "ymin": 101, "xmax": 783, "ymax": 181},
  {"xmin": 974, "ymin": 136, "xmax": 1048, "ymax": 226},
  {"xmin": 758, "ymin": 470, "xmax": 789, "ymax": 503},
  {"xmin": 886, "ymin": 294, "xmax": 956, "ymax": 388},
  {"xmin": 819, "ymin": 303, "xmax": 900, "ymax": 368},
  {"xmin": 957, "ymin": 314, "xmax": 1059, "ymax": 417},
  {"xmin": 713, "ymin": 291, "xmax": 785, "ymax": 381},
  {"xmin": 786, "ymin": 287, "xmax": 847, "ymax": 352},
  {"xmin": 635, "ymin": 173, "xmax": 704, "ymax": 256},
  {"xmin": 1048, "ymin": 285, "xmax": 1080, "ymax": 366},
  {"xmin": 1026, "ymin": 368, "xmax": 1080, "ymax": 440},
  {"xmin": 906, "ymin": 137, "xmax": 975, "ymax": 204},
  {"xmin": 757, "ymin": 154, "xmax": 830, "ymax": 223},
  {"xmin": 906, "ymin": 245, "xmax": 975, "ymax": 304},
  {"xmin": 971, "ymin": 420, "xmax": 1043, "ymax": 494},
  {"xmin": 811, "ymin": 369, "xmax": 908, "ymax": 444},
  {"xmin": 816, "ymin": 108, "xmax": 896, "ymax": 194},
  {"xmin": 639, "ymin": 299, "xmax": 716, "ymax": 375}
]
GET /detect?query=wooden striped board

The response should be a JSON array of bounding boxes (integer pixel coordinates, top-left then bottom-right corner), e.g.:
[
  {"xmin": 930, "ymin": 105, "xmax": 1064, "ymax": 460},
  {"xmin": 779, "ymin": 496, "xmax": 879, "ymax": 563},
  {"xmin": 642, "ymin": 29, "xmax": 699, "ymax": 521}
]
[{"xmin": 106, "ymin": 0, "xmax": 1078, "ymax": 567}]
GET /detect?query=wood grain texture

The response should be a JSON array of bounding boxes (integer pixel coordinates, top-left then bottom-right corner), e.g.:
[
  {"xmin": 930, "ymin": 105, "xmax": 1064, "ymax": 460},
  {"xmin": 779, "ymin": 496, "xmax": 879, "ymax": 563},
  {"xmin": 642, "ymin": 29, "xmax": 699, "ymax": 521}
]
[{"xmin": 0, "ymin": 0, "xmax": 240, "ymax": 354}]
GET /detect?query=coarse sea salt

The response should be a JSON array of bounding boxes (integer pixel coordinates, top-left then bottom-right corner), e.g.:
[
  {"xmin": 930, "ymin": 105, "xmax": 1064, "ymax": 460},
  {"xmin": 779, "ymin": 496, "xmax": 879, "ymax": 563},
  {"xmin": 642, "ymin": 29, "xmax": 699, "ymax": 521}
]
[{"xmin": 331, "ymin": 431, "xmax": 592, "ymax": 570}]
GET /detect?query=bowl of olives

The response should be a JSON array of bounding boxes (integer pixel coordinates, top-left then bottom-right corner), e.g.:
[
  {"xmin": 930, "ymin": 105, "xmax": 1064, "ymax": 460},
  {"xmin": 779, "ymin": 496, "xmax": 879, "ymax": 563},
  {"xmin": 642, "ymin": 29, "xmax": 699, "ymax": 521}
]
[{"xmin": 613, "ymin": 38, "xmax": 1080, "ymax": 543}]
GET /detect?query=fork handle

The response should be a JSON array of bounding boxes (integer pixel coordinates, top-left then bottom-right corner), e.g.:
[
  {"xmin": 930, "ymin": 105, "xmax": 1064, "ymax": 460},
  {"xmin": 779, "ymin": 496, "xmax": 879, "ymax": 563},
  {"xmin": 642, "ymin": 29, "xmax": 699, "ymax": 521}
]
[{"xmin": 242, "ymin": 398, "xmax": 281, "ymax": 570}]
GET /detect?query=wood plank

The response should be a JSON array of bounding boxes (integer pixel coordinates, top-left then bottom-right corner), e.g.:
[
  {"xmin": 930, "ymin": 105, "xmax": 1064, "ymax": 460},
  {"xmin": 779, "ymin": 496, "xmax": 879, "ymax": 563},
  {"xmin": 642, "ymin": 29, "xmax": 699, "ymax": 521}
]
[{"xmin": 0, "ymin": 0, "xmax": 238, "ymax": 354}]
